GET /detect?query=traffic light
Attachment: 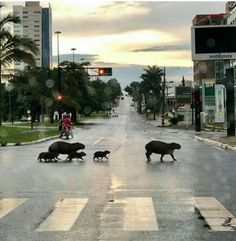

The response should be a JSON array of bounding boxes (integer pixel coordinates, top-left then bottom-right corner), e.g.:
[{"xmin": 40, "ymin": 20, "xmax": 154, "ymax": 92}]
[
  {"xmin": 56, "ymin": 94, "xmax": 62, "ymax": 102},
  {"xmin": 98, "ymin": 67, "xmax": 112, "ymax": 76}
]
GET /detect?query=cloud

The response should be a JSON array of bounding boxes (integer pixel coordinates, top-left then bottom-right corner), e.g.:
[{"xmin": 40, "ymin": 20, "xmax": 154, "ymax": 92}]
[
  {"xmin": 52, "ymin": 1, "xmax": 150, "ymax": 37},
  {"xmin": 132, "ymin": 44, "xmax": 191, "ymax": 52},
  {"xmin": 52, "ymin": 1, "xmax": 225, "ymax": 38}
]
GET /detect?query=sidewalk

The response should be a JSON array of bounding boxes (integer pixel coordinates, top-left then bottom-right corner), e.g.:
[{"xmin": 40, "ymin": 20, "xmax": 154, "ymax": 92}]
[{"xmin": 144, "ymin": 116, "xmax": 236, "ymax": 151}]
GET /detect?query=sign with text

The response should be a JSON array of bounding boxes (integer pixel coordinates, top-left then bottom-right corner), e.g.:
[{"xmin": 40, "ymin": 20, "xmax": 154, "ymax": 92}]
[
  {"xmin": 203, "ymin": 80, "xmax": 215, "ymax": 109},
  {"xmin": 175, "ymin": 86, "xmax": 192, "ymax": 104}
]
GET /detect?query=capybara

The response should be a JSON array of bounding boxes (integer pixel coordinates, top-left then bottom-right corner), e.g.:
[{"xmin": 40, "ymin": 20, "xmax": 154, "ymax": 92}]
[
  {"xmin": 145, "ymin": 140, "xmax": 181, "ymax": 162},
  {"xmin": 66, "ymin": 151, "xmax": 86, "ymax": 161},
  {"xmin": 37, "ymin": 151, "xmax": 58, "ymax": 162},
  {"xmin": 48, "ymin": 141, "xmax": 85, "ymax": 157},
  {"xmin": 93, "ymin": 150, "xmax": 110, "ymax": 161}
]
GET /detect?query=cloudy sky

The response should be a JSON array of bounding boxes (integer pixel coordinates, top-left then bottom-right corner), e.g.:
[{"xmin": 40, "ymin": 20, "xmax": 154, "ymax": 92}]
[{"xmin": 2, "ymin": 0, "xmax": 226, "ymax": 87}]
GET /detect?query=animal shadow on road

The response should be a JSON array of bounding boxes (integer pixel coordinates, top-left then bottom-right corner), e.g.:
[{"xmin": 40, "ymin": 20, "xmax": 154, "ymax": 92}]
[{"xmin": 145, "ymin": 159, "xmax": 178, "ymax": 172}]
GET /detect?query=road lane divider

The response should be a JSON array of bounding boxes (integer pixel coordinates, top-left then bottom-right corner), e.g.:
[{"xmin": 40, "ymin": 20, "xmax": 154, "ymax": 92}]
[
  {"xmin": 36, "ymin": 198, "xmax": 88, "ymax": 231},
  {"xmin": 0, "ymin": 198, "xmax": 27, "ymax": 219},
  {"xmin": 193, "ymin": 197, "xmax": 235, "ymax": 231},
  {"xmin": 93, "ymin": 137, "xmax": 104, "ymax": 145}
]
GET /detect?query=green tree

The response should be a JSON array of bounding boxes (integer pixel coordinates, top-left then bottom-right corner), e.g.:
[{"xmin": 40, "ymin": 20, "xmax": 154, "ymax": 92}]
[
  {"xmin": 0, "ymin": 13, "xmax": 38, "ymax": 125},
  {"xmin": 140, "ymin": 65, "xmax": 163, "ymax": 119}
]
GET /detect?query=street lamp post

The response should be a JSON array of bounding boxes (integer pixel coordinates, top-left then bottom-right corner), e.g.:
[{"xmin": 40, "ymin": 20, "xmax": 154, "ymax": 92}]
[
  {"xmin": 71, "ymin": 48, "xmax": 76, "ymax": 62},
  {"xmin": 55, "ymin": 31, "xmax": 62, "ymax": 130}
]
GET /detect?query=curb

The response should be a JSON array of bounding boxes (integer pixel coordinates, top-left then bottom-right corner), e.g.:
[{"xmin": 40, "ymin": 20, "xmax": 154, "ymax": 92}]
[
  {"xmin": 195, "ymin": 136, "xmax": 236, "ymax": 151},
  {"xmin": 1, "ymin": 135, "xmax": 59, "ymax": 147}
]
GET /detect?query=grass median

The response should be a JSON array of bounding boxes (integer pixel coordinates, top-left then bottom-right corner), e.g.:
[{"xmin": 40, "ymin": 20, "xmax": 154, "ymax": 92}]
[
  {"xmin": 0, "ymin": 125, "xmax": 59, "ymax": 145},
  {"xmin": 0, "ymin": 112, "xmax": 110, "ymax": 146}
]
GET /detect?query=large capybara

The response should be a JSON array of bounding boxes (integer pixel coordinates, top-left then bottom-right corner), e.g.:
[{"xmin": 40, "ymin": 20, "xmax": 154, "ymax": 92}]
[
  {"xmin": 145, "ymin": 140, "xmax": 181, "ymax": 162},
  {"xmin": 48, "ymin": 141, "xmax": 85, "ymax": 157}
]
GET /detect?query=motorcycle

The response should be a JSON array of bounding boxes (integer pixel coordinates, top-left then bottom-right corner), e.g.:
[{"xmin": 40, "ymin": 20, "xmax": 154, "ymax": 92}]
[{"xmin": 60, "ymin": 125, "xmax": 72, "ymax": 139}]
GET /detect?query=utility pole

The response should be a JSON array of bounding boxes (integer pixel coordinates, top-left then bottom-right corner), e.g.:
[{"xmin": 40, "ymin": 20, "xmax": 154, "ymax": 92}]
[
  {"xmin": 225, "ymin": 68, "xmax": 235, "ymax": 136},
  {"xmin": 162, "ymin": 67, "xmax": 166, "ymax": 126},
  {"xmin": 55, "ymin": 31, "xmax": 62, "ymax": 130},
  {"xmin": 194, "ymin": 86, "xmax": 201, "ymax": 132}
]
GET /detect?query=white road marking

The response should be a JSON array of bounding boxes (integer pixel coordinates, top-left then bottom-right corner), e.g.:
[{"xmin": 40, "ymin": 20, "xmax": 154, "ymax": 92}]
[
  {"xmin": 0, "ymin": 198, "xmax": 27, "ymax": 219},
  {"xmin": 111, "ymin": 175, "xmax": 122, "ymax": 190},
  {"xmin": 193, "ymin": 197, "xmax": 235, "ymax": 231},
  {"xmin": 93, "ymin": 137, "xmax": 104, "ymax": 145},
  {"xmin": 36, "ymin": 198, "xmax": 88, "ymax": 231},
  {"xmin": 123, "ymin": 197, "xmax": 158, "ymax": 231}
]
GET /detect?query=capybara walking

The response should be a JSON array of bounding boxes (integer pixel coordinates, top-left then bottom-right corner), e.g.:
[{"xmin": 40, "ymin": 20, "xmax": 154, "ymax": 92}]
[
  {"xmin": 48, "ymin": 141, "xmax": 85, "ymax": 157},
  {"xmin": 145, "ymin": 140, "xmax": 181, "ymax": 162},
  {"xmin": 93, "ymin": 150, "xmax": 110, "ymax": 161},
  {"xmin": 66, "ymin": 151, "xmax": 86, "ymax": 161},
  {"xmin": 37, "ymin": 151, "xmax": 58, "ymax": 162}
]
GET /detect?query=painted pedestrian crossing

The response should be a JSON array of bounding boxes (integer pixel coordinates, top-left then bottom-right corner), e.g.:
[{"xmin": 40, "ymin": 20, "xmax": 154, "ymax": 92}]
[
  {"xmin": 0, "ymin": 196, "xmax": 235, "ymax": 232},
  {"xmin": 36, "ymin": 198, "xmax": 88, "ymax": 231},
  {"xmin": 123, "ymin": 197, "xmax": 158, "ymax": 231},
  {"xmin": 0, "ymin": 198, "xmax": 26, "ymax": 219},
  {"xmin": 193, "ymin": 197, "xmax": 236, "ymax": 231}
]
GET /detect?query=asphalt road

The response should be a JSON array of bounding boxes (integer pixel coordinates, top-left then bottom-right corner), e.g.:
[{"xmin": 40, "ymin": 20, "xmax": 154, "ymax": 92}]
[{"xmin": 0, "ymin": 96, "xmax": 236, "ymax": 241}]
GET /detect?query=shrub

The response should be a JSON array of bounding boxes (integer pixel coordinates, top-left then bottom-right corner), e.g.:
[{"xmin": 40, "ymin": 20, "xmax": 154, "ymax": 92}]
[{"xmin": 168, "ymin": 117, "xmax": 178, "ymax": 125}]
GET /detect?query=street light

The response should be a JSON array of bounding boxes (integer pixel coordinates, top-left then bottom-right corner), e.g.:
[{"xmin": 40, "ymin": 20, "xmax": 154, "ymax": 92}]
[
  {"xmin": 71, "ymin": 48, "xmax": 76, "ymax": 62},
  {"xmin": 55, "ymin": 31, "xmax": 62, "ymax": 130}
]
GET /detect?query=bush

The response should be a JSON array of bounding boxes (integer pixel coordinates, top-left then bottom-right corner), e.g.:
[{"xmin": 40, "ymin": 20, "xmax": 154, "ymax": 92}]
[{"xmin": 168, "ymin": 117, "xmax": 178, "ymax": 125}]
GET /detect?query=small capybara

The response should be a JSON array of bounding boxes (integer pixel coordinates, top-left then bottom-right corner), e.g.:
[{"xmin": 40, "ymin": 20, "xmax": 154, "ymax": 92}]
[
  {"xmin": 66, "ymin": 151, "xmax": 86, "ymax": 161},
  {"xmin": 48, "ymin": 141, "xmax": 85, "ymax": 157},
  {"xmin": 37, "ymin": 151, "xmax": 58, "ymax": 162},
  {"xmin": 93, "ymin": 150, "xmax": 110, "ymax": 161},
  {"xmin": 145, "ymin": 140, "xmax": 181, "ymax": 162}
]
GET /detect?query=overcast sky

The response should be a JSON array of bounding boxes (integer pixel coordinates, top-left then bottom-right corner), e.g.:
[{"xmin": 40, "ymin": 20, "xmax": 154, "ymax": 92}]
[{"xmin": 1, "ymin": 0, "xmax": 227, "ymax": 87}]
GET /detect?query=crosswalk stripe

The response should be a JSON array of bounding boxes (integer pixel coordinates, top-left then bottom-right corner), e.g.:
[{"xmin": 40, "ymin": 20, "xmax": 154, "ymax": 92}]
[
  {"xmin": 36, "ymin": 198, "xmax": 88, "ymax": 231},
  {"xmin": 193, "ymin": 197, "xmax": 235, "ymax": 231},
  {"xmin": 123, "ymin": 197, "xmax": 158, "ymax": 231},
  {"xmin": 0, "ymin": 198, "xmax": 27, "ymax": 219}
]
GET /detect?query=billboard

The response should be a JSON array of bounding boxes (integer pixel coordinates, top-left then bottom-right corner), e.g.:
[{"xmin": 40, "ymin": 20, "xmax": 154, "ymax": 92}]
[
  {"xmin": 191, "ymin": 25, "xmax": 236, "ymax": 60},
  {"xmin": 175, "ymin": 86, "xmax": 192, "ymax": 104}
]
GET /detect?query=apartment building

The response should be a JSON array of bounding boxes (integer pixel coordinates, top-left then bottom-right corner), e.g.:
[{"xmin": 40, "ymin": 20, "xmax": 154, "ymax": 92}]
[{"xmin": 13, "ymin": 1, "xmax": 52, "ymax": 69}]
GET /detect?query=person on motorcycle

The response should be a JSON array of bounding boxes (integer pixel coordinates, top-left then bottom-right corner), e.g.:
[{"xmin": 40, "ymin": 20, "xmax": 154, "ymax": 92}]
[{"xmin": 59, "ymin": 113, "xmax": 72, "ymax": 138}]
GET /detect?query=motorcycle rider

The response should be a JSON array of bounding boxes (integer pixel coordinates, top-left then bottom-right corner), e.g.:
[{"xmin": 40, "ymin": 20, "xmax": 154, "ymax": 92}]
[{"xmin": 59, "ymin": 113, "xmax": 72, "ymax": 138}]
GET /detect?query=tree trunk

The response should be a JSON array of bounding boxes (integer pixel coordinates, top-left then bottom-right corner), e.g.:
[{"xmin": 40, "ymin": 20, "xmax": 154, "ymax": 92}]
[{"xmin": 0, "ymin": 61, "xmax": 2, "ymax": 126}]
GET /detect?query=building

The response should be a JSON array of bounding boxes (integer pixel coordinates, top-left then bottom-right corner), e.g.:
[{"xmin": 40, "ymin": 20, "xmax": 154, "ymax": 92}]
[
  {"xmin": 191, "ymin": 2, "xmax": 236, "ymax": 126},
  {"xmin": 13, "ymin": 1, "xmax": 52, "ymax": 69}
]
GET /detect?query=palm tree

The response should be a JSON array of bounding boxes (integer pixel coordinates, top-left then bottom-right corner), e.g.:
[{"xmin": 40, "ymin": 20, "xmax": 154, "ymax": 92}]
[
  {"xmin": 140, "ymin": 65, "xmax": 163, "ymax": 119},
  {"xmin": 0, "ymin": 13, "xmax": 38, "ymax": 125}
]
